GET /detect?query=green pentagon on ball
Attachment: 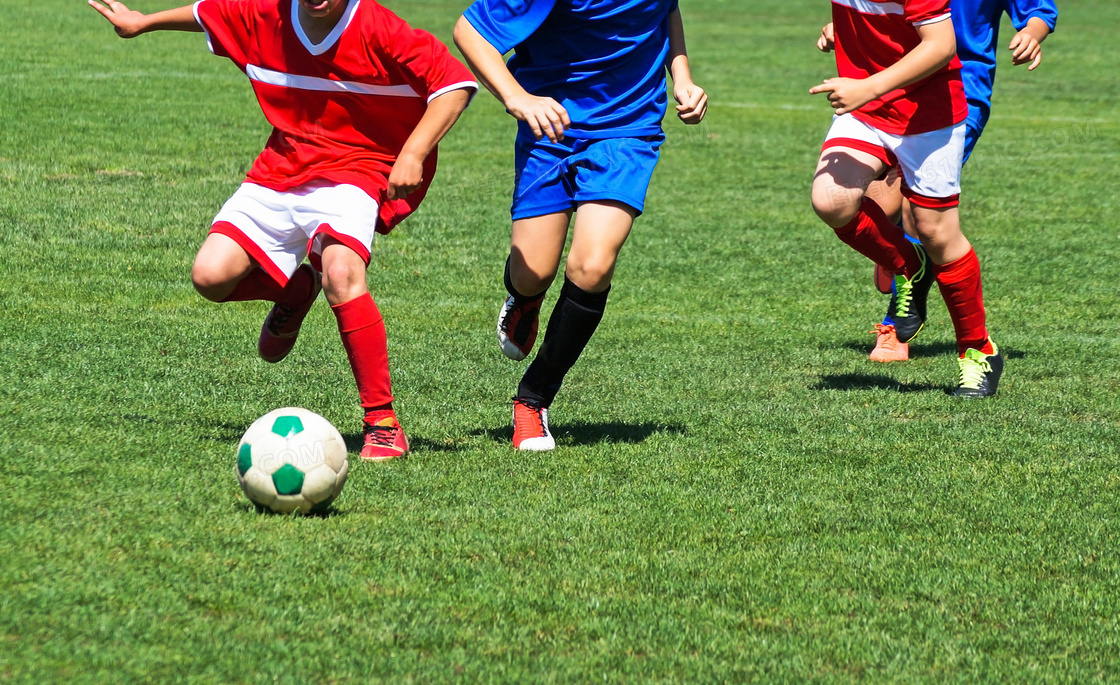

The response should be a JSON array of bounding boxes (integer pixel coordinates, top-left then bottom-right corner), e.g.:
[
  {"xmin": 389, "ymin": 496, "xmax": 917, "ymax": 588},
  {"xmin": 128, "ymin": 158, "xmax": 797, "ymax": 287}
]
[
  {"xmin": 271, "ymin": 415, "xmax": 305, "ymax": 438},
  {"xmin": 271, "ymin": 463, "xmax": 304, "ymax": 495},
  {"xmin": 236, "ymin": 443, "xmax": 253, "ymax": 477}
]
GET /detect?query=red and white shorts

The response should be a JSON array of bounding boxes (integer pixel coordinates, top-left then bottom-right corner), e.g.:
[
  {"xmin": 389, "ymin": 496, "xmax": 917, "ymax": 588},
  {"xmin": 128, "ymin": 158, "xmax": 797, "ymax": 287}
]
[
  {"xmin": 822, "ymin": 114, "xmax": 966, "ymax": 209},
  {"xmin": 209, "ymin": 182, "xmax": 378, "ymax": 286}
]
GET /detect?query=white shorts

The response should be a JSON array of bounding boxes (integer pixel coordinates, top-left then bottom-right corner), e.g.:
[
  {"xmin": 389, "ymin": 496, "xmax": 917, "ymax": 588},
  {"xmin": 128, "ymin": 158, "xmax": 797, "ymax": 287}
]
[
  {"xmin": 822, "ymin": 114, "xmax": 966, "ymax": 208},
  {"xmin": 210, "ymin": 182, "xmax": 379, "ymax": 286}
]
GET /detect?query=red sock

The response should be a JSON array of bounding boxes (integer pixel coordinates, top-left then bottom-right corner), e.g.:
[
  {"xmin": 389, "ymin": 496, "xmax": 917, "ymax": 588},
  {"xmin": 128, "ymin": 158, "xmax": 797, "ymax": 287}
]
[
  {"xmin": 833, "ymin": 197, "xmax": 922, "ymax": 278},
  {"xmin": 934, "ymin": 248, "xmax": 993, "ymax": 356},
  {"xmin": 331, "ymin": 293, "xmax": 394, "ymax": 413},
  {"xmin": 221, "ymin": 266, "xmax": 313, "ymax": 306}
]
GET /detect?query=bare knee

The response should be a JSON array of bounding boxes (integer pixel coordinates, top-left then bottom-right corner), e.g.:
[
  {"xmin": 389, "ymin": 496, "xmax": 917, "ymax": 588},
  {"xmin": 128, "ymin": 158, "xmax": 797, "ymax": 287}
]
[
  {"xmin": 320, "ymin": 257, "xmax": 367, "ymax": 305},
  {"xmin": 811, "ymin": 182, "xmax": 862, "ymax": 229},
  {"xmin": 509, "ymin": 250, "xmax": 558, "ymax": 295},
  {"xmin": 565, "ymin": 253, "xmax": 616, "ymax": 293},
  {"xmin": 191, "ymin": 260, "xmax": 243, "ymax": 302},
  {"xmin": 192, "ymin": 233, "xmax": 253, "ymax": 302}
]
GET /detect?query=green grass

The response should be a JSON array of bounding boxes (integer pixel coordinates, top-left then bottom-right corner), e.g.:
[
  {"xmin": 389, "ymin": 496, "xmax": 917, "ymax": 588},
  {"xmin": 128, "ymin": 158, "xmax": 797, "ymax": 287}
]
[{"xmin": 2, "ymin": 0, "xmax": 1118, "ymax": 682}]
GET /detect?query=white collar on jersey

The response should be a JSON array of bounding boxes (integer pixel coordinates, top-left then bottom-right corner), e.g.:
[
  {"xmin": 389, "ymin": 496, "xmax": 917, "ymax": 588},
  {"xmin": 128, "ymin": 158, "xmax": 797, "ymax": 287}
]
[{"xmin": 292, "ymin": 0, "xmax": 361, "ymax": 56}]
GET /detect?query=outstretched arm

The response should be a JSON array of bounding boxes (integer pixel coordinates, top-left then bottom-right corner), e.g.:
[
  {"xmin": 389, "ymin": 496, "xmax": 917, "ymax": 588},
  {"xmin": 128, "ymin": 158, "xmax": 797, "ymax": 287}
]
[
  {"xmin": 387, "ymin": 88, "xmax": 474, "ymax": 200},
  {"xmin": 810, "ymin": 18, "xmax": 956, "ymax": 115},
  {"xmin": 666, "ymin": 8, "xmax": 707, "ymax": 125},
  {"xmin": 452, "ymin": 16, "xmax": 570, "ymax": 142},
  {"xmin": 88, "ymin": 0, "xmax": 202, "ymax": 38}
]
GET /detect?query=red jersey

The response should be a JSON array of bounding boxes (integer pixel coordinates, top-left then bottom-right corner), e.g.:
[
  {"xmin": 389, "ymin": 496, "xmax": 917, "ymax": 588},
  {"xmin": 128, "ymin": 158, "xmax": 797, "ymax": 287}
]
[
  {"xmin": 193, "ymin": 0, "xmax": 476, "ymax": 232},
  {"xmin": 831, "ymin": 0, "xmax": 967, "ymax": 135}
]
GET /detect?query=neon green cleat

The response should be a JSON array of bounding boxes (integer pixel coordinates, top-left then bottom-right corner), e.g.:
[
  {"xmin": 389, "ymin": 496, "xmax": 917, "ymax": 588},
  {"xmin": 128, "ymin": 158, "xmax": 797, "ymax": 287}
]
[{"xmin": 953, "ymin": 343, "xmax": 1004, "ymax": 398}]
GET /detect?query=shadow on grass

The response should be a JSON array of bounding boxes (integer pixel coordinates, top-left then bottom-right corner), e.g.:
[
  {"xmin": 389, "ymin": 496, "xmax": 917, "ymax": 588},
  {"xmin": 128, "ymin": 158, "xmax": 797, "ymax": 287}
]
[
  {"xmin": 234, "ymin": 500, "xmax": 345, "ymax": 518},
  {"xmin": 471, "ymin": 421, "xmax": 686, "ymax": 447},
  {"xmin": 839, "ymin": 341, "xmax": 1026, "ymax": 360},
  {"xmin": 839, "ymin": 340, "xmax": 958, "ymax": 358},
  {"xmin": 815, "ymin": 374, "xmax": 941, "ymax": 393},
  {"xmin": 341, "ymin": 433, "xmax": 467, "ymax": 454}
]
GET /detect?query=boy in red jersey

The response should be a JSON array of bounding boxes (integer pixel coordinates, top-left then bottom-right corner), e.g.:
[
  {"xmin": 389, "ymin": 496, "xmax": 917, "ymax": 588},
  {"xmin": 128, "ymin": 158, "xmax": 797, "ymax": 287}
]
[
  {"xmin": 90, "ymin": 0, "xmax": 477, "ymax": 455},
  {"xmin": 809, "ymin": 0, "xmax": 1002, "ymax": 397}
]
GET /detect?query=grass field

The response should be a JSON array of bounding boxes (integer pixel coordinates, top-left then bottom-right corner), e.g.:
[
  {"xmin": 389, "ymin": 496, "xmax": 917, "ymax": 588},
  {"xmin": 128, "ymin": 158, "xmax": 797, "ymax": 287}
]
[{"xmin": 2, "ymin": 0, "xmax": 1119, "ymax": 681}]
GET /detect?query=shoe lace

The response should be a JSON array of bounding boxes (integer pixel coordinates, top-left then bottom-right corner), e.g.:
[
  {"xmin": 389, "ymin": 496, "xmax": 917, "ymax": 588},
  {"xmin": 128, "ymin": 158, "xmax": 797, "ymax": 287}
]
[
  {"xmin": 892, "ymin": 276, "xmax": 915, "ymax": 318},
  {"xmin": 513, "ymin": 398, "xmax": 547, "ymax": 434},
  {"xmin": 364, "ymin": 420, "xmax": 400, "ymax": 447},
  {"xmin": 892, "ymin": 246, "xmax": 928, "ymax": 319},
  {"xmin": 958, "ymin": 352, "xmax": 992, "ymax": 390},
  {"xmin": 871, "ymin": 323, "xmax": 896, "ymax": 337},
  {"xmin": 267, "ymin": 302, "xmax": 297, "ymax": 334}
]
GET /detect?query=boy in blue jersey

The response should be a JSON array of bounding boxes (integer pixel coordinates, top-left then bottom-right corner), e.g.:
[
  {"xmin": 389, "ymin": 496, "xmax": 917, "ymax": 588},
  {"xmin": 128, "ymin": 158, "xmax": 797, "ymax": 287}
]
[
  {"xmin": 820, "ymin": 0, "xmax": 1057, "ymax": 364},
  {"xmin": 454, "ymin": 0, "xmax": 707, "ymax": 450}
]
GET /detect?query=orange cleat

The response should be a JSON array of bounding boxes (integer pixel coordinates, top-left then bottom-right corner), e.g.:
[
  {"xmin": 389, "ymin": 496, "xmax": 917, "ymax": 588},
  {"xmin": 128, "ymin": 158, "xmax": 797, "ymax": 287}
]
[{"xmin": 869, "ymin": 323, "xmax": 909, "ymax": 362}]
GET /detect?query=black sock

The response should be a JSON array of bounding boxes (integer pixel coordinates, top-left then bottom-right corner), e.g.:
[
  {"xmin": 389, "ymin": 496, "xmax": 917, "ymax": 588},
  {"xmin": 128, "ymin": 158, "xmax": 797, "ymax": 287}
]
[
  {"xmin": 517, "ymin": 276, "xmax": 609, "ymax": 407},
  {"xmin": 504, "ymin": 256, "xmax": 546, "ymax": 304}
]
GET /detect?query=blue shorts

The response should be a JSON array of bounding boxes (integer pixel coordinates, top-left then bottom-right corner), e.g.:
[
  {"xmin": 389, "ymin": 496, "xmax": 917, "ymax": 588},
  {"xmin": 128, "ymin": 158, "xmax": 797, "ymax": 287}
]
[{"xmin": 510, "ymin": 133, "xmax": 665, "ymax": 220}]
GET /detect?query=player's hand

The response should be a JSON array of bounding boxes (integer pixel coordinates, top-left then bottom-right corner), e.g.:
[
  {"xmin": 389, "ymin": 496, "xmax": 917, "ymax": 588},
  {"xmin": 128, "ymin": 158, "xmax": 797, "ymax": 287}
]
[
  {"xmin": 809, "ymin": 77, "xmax": 877, "ymax": 115},
  {"xmin": 674, "ymin": 82, "xmax": 707, "ymax": 125},
  {"xmin": 1009, "ymin": 29, "xmax": 1043, "ymax": 70},
  {"xmin": 88, "ymin": 0, "xmax": 148, "ymax": 38},
  {"xmin": 503, "ymin": 94, "xmax": 570, "ymax": 142},
  {"xmin": 817, "ymin": 23, "xmax": 835, "ymax": 53},
  {"xmin": 387, "ymin": 154, "xmax": 424, "ymax": 200}
]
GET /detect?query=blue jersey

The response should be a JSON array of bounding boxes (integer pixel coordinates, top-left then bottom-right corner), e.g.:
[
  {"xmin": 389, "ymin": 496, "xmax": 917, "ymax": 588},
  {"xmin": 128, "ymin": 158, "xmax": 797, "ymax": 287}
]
[
  {"xmin": 462, "ymin": 0, "xmax": 679, "ymax": 139},
  {"xmin": 953, "ymin": 0, "xmax": 1058, "ymax": 157}
]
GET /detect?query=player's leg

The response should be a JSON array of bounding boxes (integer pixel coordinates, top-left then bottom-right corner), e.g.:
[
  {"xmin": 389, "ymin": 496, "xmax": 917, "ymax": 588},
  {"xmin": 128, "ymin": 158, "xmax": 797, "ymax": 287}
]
[
  {"xmin": 899, "ymin": 123, "xmax": 1001, "ymax": 396},
  {"xmin": 811, "ymin": 146, "xmax": 924, "ymax": 281},
  {"xmin": 197, "ymin": 185, "xmax": 322, "ymax": 362},
  {"xmin": 909, "ymin": 204, "xmax": 1001, "ymax": 395},
  {"xmin": 497, "ymin": 132, "xmax": 577, "ymax": 362},
  {"xmin": 499, "ymin": 211, "xmax": 571, "ymax": 361},
  {"xmin": 318, "ymin": 237, "xmax": 408, "ymax": 459},
  {"xmin": 191, "ymin": 232, "xmax": 257, "ymax": 301},
  {"xmin": 513, "ymin": 201, "xmax": 635, "ymax": 451},
  {"xmin": 864, "ymin": 171, "xmax": 914, "ymax": 362}
]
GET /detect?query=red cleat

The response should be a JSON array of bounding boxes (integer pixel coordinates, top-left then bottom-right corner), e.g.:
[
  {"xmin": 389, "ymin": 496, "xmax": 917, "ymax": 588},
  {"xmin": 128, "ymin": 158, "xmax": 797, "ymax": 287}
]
[
  {"xmin": 360, "ymin": 414, "xmax": 409, "ymax": 461},
  {"xmin": 497, "ymin": 293, "xmax": 543, "ymax": 361},
  {"xmin": 258, "ymin": 265, "xmax": 321, "ymax": 363},
  {"xmin": 512, "ymin": 397, "xmax": 555, "ymax": 451}
]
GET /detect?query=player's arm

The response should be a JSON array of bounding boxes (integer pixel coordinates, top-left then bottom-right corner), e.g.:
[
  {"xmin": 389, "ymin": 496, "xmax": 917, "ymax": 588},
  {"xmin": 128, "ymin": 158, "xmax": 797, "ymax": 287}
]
[
  {"xmin": 1007, "ymin": 0, "xmax": 1057, "ymax": 70},
  {"xmin": 809, "ymin": 18, "xmax": 956, "ymax": 115},
  {"xmin": 387, "ymin": 88, "xmax": 474, "ymax": 200},
  {"xmin": 1008, "ymin": 17, "xmax": 1052, "ymax": 69},
  {"xmin": 452, "ymin": 16, "xmax": 570, "ymax": 142},
  {"xmin": 666, "ymin": 8, "xmax": 707, "ymax": 125},
  {"xmin": 88, "ymin": 0, "xmax": 202, "ymax": 38}
]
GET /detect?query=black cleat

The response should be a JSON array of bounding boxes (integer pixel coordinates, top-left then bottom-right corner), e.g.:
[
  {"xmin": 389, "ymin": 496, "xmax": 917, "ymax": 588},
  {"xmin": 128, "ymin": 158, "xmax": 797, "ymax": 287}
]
[
  {"xmin": 886, "ymin": 243, "xmax": 935, "ymax": 343},
  {"xmin": 953, "ymin": 343, "xmax": 1004, "ymax": 398}
]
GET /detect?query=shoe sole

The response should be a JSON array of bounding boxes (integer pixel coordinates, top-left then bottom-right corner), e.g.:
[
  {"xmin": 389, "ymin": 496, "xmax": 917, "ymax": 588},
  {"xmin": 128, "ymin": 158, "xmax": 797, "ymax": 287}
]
[
  {"xmin": 360, "ymin": 450, "xmax": 409, "ymax": 461},
  {"xmin": 497, "ymin": 299, "xmax": 532, "ymax": 361},
  {"xmin": 514, "ymin": 437, "xmax": 555, "ymax": 451},
  {"xmin": 498, "ymin": 336, "xmax": 529, "ymax": 361},
  {"xmin": 895, "ymin": 321, "xmax": 925, "ymax": 344}
]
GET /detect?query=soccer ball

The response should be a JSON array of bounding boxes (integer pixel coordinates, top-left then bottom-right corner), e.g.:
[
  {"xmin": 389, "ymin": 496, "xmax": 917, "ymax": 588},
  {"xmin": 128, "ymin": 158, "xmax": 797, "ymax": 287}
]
[{"xmin": 235, "ymin": 407, "xmax": 349, "ymax": 514}]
